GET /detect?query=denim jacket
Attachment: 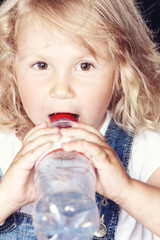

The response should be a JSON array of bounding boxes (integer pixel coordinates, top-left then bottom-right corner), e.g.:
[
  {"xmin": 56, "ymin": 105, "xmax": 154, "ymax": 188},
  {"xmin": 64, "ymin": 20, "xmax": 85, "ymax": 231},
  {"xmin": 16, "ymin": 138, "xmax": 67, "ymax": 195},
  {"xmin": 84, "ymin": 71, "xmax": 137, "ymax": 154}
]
[{"xmin": 0, "ymin": 118, "xmax": 134, "ymax": 240}]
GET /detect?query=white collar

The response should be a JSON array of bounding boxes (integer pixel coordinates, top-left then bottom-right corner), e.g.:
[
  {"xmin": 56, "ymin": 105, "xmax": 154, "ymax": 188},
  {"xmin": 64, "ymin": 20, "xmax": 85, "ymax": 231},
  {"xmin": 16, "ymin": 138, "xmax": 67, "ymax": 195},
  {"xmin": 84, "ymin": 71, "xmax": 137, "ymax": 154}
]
[{"xmin": 99, "ymin": 111, "xmax": 112, "ymax": 136}]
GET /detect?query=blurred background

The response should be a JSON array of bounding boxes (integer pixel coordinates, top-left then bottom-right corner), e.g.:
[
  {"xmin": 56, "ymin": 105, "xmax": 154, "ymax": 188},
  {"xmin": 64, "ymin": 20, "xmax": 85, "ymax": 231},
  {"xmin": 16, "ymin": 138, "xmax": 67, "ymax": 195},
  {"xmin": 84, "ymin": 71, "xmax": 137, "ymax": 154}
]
[{"xmin": 137, "ymin": 0, "xmax": 160, "ymax": 45}]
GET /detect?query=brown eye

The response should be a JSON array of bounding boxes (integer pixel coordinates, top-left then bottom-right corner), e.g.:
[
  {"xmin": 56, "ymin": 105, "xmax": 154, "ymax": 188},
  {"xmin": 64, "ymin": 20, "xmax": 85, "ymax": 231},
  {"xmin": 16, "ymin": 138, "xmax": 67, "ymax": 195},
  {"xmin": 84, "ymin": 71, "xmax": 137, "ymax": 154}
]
[
  {"xmin": 80, "ymin": 62, "xmax": 92, "ymax": 71},
  {"xmin": 34, "ymin": 62, "xmax": 49, "ymax": 70}
]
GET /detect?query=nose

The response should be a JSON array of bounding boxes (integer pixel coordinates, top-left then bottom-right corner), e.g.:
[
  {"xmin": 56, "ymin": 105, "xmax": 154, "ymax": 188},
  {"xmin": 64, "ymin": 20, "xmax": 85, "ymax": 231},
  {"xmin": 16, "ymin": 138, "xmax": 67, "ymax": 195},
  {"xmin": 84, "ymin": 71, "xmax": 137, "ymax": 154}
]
[{"xmin": 49, "ymin": 74, "xmax": 75, "ymax": 99}]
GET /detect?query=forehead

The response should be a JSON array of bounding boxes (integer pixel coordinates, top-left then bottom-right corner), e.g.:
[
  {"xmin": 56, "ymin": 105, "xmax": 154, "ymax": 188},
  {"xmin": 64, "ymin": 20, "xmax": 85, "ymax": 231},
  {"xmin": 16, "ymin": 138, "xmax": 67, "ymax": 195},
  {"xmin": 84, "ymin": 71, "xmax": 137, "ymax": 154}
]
[{"xmin": 16, "ymin": 16, "xmax": 109, "ymax": 59}]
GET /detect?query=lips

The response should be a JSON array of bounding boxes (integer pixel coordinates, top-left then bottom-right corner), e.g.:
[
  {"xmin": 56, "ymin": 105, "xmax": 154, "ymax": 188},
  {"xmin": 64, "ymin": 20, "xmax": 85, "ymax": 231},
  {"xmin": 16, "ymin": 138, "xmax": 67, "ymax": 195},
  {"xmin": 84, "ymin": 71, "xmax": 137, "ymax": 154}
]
[{"xmin": 49, "ymin": 113, "xmax": 79, "ymax": 122}]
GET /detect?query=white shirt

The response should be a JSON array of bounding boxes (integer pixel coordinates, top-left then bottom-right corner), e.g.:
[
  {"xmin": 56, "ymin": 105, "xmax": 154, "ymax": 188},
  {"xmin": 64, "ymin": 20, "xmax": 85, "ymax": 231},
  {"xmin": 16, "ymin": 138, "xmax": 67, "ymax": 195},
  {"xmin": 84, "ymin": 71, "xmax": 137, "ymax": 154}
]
[{"xmin": 0, "ymin": 112, "xmax": 160, "ymax": 240}]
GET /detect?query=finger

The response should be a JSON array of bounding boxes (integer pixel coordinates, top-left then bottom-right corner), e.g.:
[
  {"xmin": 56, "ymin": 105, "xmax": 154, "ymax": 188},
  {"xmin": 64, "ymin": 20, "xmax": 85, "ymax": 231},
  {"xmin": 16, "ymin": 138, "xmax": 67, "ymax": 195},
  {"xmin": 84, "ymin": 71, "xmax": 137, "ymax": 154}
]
[
  {"xmin": 82, "ymin": 141, "xmax": 112, "ymax": 169},
  {"xmin": 14, "ymin": 141, "xmax": 53, "ymax": 170},
  {"xmin": 60, "ymin": 125, "xmax": 105, "ymax": 146},
  {"xmin": 23, "ymin": 124, "xmax": 60, "ymax": 145},
  {"xmin": 18, "ymin": 131, "xmax": 62, "ymax": 160},
  {"xmin": 23, "ymin": 122, "xmax": 47, "ymax": 143},
  {"xmin": 62, "ymin": 139, "xmax": 111, "ymax": 169},
  {"xmin": 72, "ymin": 122, "xmax": 105, "ymax": 140}
]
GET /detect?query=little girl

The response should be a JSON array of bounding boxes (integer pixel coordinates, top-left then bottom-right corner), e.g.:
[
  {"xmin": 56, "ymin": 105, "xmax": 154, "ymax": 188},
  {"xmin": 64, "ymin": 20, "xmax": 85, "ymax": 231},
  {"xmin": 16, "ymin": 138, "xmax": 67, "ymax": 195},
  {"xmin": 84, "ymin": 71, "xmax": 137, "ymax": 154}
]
[{"xmin": 0, "ymin": 0, "xmax": 160, "ymax": 239}]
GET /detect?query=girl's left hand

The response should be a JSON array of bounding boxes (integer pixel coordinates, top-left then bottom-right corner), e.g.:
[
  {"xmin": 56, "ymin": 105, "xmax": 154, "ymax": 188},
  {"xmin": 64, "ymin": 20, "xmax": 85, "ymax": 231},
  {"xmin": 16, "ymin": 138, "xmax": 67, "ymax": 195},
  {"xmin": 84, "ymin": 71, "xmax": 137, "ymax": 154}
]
[
  {"xmin": 60, "ymin": 121, "xmax": 131, "ymax": 204},
  {"xmin": 61, "ymin": 122, "xmax": 160, "ymax": 237}
]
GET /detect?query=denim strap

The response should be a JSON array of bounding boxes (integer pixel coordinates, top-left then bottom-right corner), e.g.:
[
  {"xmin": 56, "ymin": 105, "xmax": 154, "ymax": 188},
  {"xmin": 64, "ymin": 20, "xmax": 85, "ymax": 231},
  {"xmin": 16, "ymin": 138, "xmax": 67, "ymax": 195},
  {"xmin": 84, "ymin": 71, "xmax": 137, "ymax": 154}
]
[
  {"xmin": 0, "ymin": 212, "xmax": 37, "ymax": 239},
  {"xmin": 93, "ymin": 118, "xmax": 134, "ymax": 240}
]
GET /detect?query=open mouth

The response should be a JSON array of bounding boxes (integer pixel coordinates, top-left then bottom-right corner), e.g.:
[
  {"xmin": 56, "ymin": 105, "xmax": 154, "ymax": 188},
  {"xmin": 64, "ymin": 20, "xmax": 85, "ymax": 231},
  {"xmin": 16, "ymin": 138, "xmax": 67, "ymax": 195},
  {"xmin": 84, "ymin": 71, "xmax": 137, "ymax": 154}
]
[{"xmin": 49, "ymin": 113, "xmax": 79, "ymax": 122}]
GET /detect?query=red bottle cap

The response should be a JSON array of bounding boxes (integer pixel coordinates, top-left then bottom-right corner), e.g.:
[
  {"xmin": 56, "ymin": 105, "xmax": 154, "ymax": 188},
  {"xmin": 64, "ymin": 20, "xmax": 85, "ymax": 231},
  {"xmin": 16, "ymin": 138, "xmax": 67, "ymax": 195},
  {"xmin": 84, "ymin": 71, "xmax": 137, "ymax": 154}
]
[{"xmin": 50, "ymin": 113, "xmax": 77, "ymax": 123}]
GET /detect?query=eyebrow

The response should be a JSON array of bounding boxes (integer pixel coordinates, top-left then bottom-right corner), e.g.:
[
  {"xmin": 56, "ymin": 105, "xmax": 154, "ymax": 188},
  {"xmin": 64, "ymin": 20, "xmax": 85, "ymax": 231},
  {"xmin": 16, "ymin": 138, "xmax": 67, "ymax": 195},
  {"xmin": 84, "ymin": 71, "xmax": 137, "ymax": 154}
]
[{"xmin": 16, "ymin": 44, "xmax": 98, "ymax": 60}]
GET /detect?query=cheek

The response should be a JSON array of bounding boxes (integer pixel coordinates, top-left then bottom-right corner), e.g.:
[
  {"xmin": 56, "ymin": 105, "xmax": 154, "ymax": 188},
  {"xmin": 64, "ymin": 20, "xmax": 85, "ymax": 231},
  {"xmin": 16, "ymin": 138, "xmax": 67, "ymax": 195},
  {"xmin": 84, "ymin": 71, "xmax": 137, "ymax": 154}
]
[
  {"xmin": 93, "ymin": 88, "xmax": 112, "ymax": 115},
  {"xmin": 88, "ymin": 77, "xmax": 114, "ymax": 124},
  {"xmin": 17, "ymin": 83, "xmax": 39, "ymax": 119},
  {"xmin": 82, "ymin": 84, "xmax": 113, "ymax": 126},
  {"xmin": 17, "ymin": 83, "xmax": 33, "ymax": 107},
  {"xmin": 91, "ymin": 79, "xmax": 114, "ymax": 106},
  {"xmin": 19, "ymin": 91, "xmax": 35, "ymax": 117},
  {"xmin": 17, "ymin": 75, "xmax": 42, "ymax": 109}
]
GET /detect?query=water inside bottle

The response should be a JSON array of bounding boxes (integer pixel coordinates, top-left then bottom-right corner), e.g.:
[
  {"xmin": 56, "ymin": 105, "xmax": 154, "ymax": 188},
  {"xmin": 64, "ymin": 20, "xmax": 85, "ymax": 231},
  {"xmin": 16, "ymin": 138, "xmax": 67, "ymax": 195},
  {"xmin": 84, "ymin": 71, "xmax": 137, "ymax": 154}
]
[{"xmin": 34, "ymin": 192, "xmax": 99, "ymax": 240}]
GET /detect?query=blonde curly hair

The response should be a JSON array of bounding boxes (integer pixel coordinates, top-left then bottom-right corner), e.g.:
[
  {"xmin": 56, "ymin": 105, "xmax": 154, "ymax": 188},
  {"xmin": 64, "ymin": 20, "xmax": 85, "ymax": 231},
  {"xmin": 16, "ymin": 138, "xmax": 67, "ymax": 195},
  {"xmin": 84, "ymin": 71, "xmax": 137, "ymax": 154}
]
[{"xmin": 0, "ymin": 0, "xmax": 160, "ymax": 137}]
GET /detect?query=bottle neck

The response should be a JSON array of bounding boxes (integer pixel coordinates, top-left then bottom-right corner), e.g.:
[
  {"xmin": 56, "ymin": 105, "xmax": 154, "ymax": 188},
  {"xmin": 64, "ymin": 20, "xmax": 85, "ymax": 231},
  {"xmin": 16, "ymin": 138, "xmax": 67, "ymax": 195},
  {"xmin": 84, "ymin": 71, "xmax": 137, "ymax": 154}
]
[
  {"xmin": 51, "ymin": 119, "xmax": 73, "ymax": 129},
  {"xmin": 50, "ymin": 113, "xmax": 77, "ymax": 128}
]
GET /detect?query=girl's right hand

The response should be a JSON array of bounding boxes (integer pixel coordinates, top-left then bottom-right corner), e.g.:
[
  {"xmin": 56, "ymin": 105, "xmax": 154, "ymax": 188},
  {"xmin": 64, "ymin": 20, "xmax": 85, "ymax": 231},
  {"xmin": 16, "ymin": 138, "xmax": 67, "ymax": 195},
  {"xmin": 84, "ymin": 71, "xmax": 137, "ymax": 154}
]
[{"xmin": 0, "ymin": 122, "xmax": 61, "ymax": 222}]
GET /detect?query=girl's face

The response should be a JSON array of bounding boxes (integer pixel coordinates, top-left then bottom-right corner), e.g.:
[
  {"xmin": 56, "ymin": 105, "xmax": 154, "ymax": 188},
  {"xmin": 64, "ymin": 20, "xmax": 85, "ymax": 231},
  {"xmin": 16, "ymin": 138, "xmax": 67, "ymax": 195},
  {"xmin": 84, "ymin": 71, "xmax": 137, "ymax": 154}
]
[{"xmin": 15, "ymin": 21, "xmax": 115, "ymax": 130}]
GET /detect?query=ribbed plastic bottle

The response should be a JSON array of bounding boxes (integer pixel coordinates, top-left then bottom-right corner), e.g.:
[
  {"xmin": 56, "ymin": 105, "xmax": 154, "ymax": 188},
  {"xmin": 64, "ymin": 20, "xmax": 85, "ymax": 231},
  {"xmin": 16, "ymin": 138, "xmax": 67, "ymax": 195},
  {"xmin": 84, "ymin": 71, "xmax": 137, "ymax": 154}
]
[{"xmin": 32, "ymin": 113, "xmax": 99, "ymax": 240}]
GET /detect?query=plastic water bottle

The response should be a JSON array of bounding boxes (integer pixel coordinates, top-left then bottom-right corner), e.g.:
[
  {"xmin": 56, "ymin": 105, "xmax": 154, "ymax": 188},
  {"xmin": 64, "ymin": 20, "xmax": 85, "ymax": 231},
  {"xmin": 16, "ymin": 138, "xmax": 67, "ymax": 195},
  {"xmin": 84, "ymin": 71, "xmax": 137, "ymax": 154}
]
[{"xmin": 32, "ymin": 113, "xmax": 99, "ymax": 240}]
